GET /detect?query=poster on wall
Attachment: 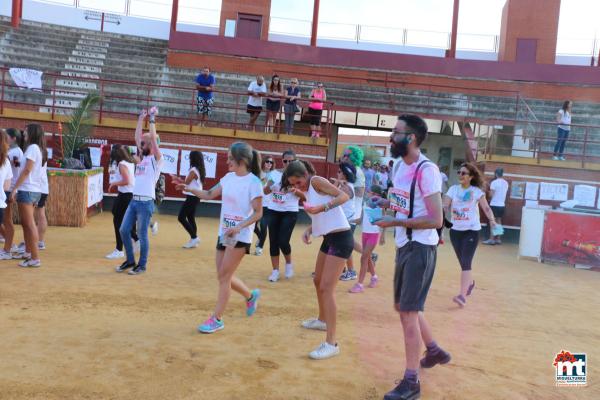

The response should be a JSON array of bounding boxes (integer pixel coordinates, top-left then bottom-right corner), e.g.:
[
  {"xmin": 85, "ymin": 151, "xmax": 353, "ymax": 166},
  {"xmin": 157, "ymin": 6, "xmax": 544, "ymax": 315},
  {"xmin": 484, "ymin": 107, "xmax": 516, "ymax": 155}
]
[
  {"xmin": 159, "ymin": 148, "xmax": 179, "ymax": 175},
  {"xmin": 87, "ymin": 172, "xmax": 104, "ymax": 207},
  {"xmin": 89, "ymin": 147, "xmax": 102, "ymax": 167},
  {"xmin": 572, "ymin": 185, "xmax": 597, "ymax": 207},
  {"xmin": 510, "ymin": 181, "xmax": 525, "ymax": 199},
  {"xmin": 539, "ymin": 182, "xmax": 569, "ymax": 201},
  {"xmin": 541, "ymin": 211, "xmax": 600, "ymax": 268},
  {"xmin": 525, "ymin": 182, "xmax": 539, "ymax": 200},
  {"xmin": 180, "ymin": 150, "xmax": 217, "ymax": 179}
]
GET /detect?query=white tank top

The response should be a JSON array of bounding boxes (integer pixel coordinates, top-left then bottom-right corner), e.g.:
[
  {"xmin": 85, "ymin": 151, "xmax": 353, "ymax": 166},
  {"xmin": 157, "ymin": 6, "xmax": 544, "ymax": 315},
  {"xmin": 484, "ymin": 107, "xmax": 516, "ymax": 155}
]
[
  {"xmin": 134, "ymin": 155, "xmax": 162, "ymax": 198},
  {"xmin": 183, "ymin": 167, "xmax": 203, "ymax": 195},
  {"xmin": 306, "ymin": 177, "xmax": 350, "ymax": 237},
  {"xmin": 117, "ymin": 161, "xmax": 135, "ymax": 193},
  {"xmin": 341, "ymin": 182, "xmax": 355, "ymax": 221}
]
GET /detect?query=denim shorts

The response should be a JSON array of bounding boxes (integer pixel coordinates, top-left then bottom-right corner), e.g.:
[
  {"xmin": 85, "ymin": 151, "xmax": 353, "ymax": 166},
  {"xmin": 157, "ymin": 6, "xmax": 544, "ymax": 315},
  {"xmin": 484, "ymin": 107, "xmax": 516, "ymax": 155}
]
[{"xmin": 17, "ymin": 191, "xmax": 42, "ymax": 205}]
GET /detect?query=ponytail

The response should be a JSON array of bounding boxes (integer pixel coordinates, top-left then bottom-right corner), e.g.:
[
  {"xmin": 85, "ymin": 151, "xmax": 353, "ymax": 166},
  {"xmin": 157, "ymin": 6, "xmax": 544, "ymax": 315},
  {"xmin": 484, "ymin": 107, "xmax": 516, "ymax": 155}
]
[{"xmin": 250, "ymin": 149, "xmax": 262, "ymax": 178}]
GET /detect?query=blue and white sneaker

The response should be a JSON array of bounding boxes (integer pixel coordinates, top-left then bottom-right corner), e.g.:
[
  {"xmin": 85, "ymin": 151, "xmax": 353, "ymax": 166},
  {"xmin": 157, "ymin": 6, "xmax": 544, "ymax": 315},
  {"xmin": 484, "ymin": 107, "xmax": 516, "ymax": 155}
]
[
  {"xmin": 246, "ymin": 289, "xmax": 261, "ymax": 317},
  {"xmin": 198, "ymin": 315, "xmax": 224, "ymax": 334}
]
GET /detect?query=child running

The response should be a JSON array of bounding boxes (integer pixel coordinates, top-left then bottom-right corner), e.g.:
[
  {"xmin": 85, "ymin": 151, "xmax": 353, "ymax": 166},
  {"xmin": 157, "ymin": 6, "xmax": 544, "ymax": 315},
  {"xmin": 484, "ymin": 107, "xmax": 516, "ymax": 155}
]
[
  {"xmin": 177, "ymin": 150, "xmax": 205, "ymax": 249},
  {"xmin": 349, "ymin": 184, "xmax": 386, "ymax": 293},
  {"xmin": 283, "ymin": 160, "xmax": 351, "ymax": 360},
  {"xmin": 175, "ymin": 141, "xmax": 263, "ymax": 334}
]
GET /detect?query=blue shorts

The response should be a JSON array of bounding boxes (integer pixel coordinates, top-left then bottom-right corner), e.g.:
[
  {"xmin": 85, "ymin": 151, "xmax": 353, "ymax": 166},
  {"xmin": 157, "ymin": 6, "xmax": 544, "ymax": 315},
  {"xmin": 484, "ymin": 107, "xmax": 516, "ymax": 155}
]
[{"xmin": 17, "ymin": 191, "xmax": 42, "ymax": 205}]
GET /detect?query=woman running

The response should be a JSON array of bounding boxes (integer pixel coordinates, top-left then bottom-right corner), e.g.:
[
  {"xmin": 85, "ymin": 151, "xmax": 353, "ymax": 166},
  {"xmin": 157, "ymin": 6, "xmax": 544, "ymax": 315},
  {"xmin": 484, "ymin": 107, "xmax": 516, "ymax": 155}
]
[
  {"xmin": 106, "ymin": 144, "xmax": 138, "ymax": 259},
  {"xmin": 265, "ymin": 150, "xmax": 299, "ymax": 282},
  {"xmin": 0, "ymin": 131, "xmax": 14, "ymax": 256},
  {"xmin": 176, "ymin": 141, "xmax": 263, "ymax": 334},
  {"xmin": 265, "ymin": 75, "xmax": 284, "ymax": 133},
  {"xmin": 178, "ymin": 150, "xmax": 206, "ymax": 249},
  {"xmin": 283, "ymin": 160, "xmax": 351, "ymax": 360},
  {"xmin": 254, "ymin": 156, "xmax": 274, "ymax": 256},
  {"xmin": 34, "ymin": 160, "xmax": 48, "ymax": 250},
  {"xmin": 10, "ymin": 123, "xmax": 46, "ymax": 268},
  {"xmin": 0, "ymin": 128, "xmax": 24, "ymax": 259},
  {"xmin": 349, "ymin": 184, "xmax": 385, "ymax": 293},
  {"xmin": 444, "ymin": 162, "xmax": 496, "ymax": 308}
]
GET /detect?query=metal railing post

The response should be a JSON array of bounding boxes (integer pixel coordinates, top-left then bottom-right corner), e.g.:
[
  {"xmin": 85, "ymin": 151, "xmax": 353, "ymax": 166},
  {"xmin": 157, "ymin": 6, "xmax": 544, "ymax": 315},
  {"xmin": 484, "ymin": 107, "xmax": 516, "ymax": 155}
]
[
  {"xmin": 189, "ymin": 89, "xmax": 195, "ymax": 132},
  {"xmin": 582, "ymin": 128, "xmax": 588, "ymax": 168},
  {"xmin": 233, "ymin": 93, "xmax": 239, "ymax": 135}
]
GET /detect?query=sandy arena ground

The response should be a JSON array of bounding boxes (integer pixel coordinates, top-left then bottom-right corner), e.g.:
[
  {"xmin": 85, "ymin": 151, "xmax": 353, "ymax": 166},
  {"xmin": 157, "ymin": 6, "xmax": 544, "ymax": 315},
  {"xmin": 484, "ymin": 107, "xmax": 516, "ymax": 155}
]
[{"xmin": 0, "ymin": 213, "xmax": 599, "ymax": 399}]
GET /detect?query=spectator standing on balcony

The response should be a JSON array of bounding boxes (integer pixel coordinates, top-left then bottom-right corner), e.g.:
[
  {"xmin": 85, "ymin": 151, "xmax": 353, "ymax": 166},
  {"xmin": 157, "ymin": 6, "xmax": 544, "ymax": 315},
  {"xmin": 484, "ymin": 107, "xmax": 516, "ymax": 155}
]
[
  {"xmin": 483, "ymin": 168, "xmax": 508, "ymax": 245},
  {"xmin": 283, "ymin": 78, "xmax": 301, "ymax": 135},
  {"xmin": 195, "ymin": 67, "xmax": 216, "ymax": 128},
  {"xmin": 247, "ymin": 76, "xmax": 267, "ymax": 131},
  {"xmin": 265, "ymin": 75, "xmax": 284, "ymax": 133},
  {"xmin": 553, "ymin": 100, "xmax": 572, "ymax": 161},
  {"xmin": 308, "ymin": 83, "xmax": 326, "ymax": 138}
]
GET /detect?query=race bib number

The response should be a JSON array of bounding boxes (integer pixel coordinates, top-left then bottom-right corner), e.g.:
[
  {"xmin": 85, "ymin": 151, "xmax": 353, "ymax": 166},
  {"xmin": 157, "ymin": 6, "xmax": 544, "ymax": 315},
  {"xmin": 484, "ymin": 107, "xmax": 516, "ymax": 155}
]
[
  {"xmin": 388, "ymin": 188, "xmax": 410, "ymax": 215},
  {"xmin": 272, "ymin": 191, "xmax": 285, "ymax": 204},
  {"xmin": 222, "ymin": 214, "xmax": 243, "ymax": 229},
  {"xmin": 135, "ymin": 163, "xmax": 146, "ymax": 177},
  {"xmin": 452, "ymin": 207, "xmax": 470, "ymax": 221}
]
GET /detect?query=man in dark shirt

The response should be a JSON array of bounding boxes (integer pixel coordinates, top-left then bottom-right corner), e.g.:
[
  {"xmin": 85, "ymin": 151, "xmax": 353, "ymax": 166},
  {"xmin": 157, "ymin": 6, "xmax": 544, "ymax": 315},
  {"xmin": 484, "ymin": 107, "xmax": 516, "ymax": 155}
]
[{"xmin": 195, "ymin": 67, "xmax": 216, "ymax": 127}]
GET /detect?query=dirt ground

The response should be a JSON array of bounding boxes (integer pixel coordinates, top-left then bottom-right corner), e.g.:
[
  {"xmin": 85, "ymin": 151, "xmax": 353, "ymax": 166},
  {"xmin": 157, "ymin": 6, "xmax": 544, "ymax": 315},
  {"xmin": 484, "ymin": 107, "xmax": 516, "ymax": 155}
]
[{"xmin": 0, "ymin": 213, "xmax": 599, "ymax": 400}]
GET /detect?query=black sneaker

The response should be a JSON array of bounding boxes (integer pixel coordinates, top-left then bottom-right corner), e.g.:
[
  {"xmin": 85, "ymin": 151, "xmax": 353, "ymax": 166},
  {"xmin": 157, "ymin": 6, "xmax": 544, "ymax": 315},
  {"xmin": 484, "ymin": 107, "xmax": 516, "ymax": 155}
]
[
  {"xmin": 371, "ymin": 252, "xmax": 379, "ymax": 263},
  {"xmin": 420, "ymin": 348, "xmax": 451, "ymax": 369},
  {"xmin": 384, "ymin": 379, "xmax": 420, "ymax": 400},
  {"xmin": 115, "ymin": 261, "xmax": 135, "ymax": 273},
  {"xmin": 128, "ymin": 265, "xmax": 146, "ymax": 275}
]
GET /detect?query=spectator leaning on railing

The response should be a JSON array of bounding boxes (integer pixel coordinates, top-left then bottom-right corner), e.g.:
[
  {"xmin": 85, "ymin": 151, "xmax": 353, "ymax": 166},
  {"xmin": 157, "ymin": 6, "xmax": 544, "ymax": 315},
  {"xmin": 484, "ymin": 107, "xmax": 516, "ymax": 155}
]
[
  {"xmin": 265, "ymin": 75, "xmax": 284, "ymax": 133},
  {"xmin": 283, "ymin": 78, "xmax": 301, "ymax": 135},
  {"xmin": 247, "ymin": 75, "xmax": 267, "ymax": 131},
  {"xmin": 308, "ymin": 82, "xmax": 326, "ymax": 138},
  {"xmin": 195, "ymin": 67, "xmax": 216, "ymax": 127}
]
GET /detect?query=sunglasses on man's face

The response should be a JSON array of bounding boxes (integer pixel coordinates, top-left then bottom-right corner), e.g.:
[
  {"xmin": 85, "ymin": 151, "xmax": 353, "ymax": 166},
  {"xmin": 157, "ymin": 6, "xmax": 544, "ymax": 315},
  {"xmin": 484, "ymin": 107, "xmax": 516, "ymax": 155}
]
[{"xmin": 283, "ymin": 159, "xmax": 296, "ymax": 164}]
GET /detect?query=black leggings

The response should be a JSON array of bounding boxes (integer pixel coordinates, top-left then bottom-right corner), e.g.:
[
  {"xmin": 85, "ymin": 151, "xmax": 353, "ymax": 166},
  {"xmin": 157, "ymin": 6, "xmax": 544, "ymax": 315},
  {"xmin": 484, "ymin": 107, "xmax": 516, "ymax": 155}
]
[
  {"xmin": 267, "ymin": 210, "xmax": 298, "ymax": 257},
  {"xmin": 254, "ymin": 207, "xmax": 270, "ymax": 247},
  {"xmin": 112, "ymin": 192, "xmax": 139, "ymax": 251},
  {"xmin": 178, "ymin": 195, "xmax": 200, "ymax": 239},
  {"xmin": 449, "ymin": 229, "xmax": 479, "ymax": 271}
]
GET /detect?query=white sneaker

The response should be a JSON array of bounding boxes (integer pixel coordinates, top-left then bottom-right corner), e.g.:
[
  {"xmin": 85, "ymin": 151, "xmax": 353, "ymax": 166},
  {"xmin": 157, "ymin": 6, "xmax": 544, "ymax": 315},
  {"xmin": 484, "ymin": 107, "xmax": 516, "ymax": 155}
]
[
  {"xmin": 309, "ymin": 342, "xmax": 340, "ymax": 360},
  {"xmin": 105, "ymin": 249, "xmax": 124, "ymax": 259},
  {"xmin": 38, "ymin": 241, "xmax": 46, "ymax": 250},
  {"xmin": 13, "ymin": 252, "xmax": 31, "ymax": 260},
  {"xmin": 254, "ymin": 246, "xmax": 263, "ymax": 256},
  {"xmin": 268, "ymin": 269, "xmax": 280, "ymax": 282},
  {"xmin": 0, "ymin": 250, "xmax": 13, "ymax": 260},
  {"xmin": 183, "ymin": 238, "xmax": 199, "ymax": 249},
  {"xmin": 301, "ymin": 318, "xmax": 327, "ymax": 331},
  {"xmin": 151, "ymin": 221, "xmax": 159, "ymax": 235},
  {"xmin": 19, "ymin": 259, "xmax": 41, "ymax": 268},
  {"xmin": 552, "ymin": 156, "xmax": 559, "ymax": 160},
  {"xmin": 285, "ymin": 263, "xmax": 294, "ymax": 279},
  {"xmin": 10, "ymin": 245, "xmax": 19, "ymax": 253},
  {"xmin": 133, "ymin": 240, "xmax": 141, "ymax": 253}
]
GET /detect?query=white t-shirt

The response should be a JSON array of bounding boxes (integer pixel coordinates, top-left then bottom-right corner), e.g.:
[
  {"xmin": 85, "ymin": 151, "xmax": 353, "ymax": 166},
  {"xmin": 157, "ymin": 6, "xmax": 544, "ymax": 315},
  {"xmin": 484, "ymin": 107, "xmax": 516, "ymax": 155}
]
[
  {"xmin": 490, "ymin": 178, "xmax": 508, "ymax": 207},
  {"xmin": 183, "ymin": 167, "xmax": 202, "ymax": 195},
  {"xmin": 361, "ymin": 204, "xmax": 381, "ymax": 234},
  {"xmin": 116, "ymin": 161, "xmax": 135, "ymax": 194},
  {"xmin": 390, "ymin": 154, "xmax": 442, "ymax": 247},
  {"xmin": 0, "ymin": 158, "xmax": 14, "ymax": 208},
  {"xmin": 268, "ymin": 171, "xmax": 299, "ymax": 213},
  {"xmin": 133, "ymin": 155, "xmax": 163, "ymax": 198},
  {"xmin": 558, "ymin": 109, "xmax": 571, "ymax": 131},
  {"xmin": 264, "ymin": 170, "xmax": 282, "ymax": 209},
  {"xmin": 247, "ymin": 81, "xmax": 267, "ymax": 107},
  {"xmin": 8, "ymin": 146, "xmax": 23, "ymax": 191},
  {"xmin": 40, "ymin": 163, "xmax": 49, "ymax": 195},
  {"xmin": 219, "ymin": 172, "xmax": 264, "ymax": 244},
  {"xmin": 19, "ymin": 144, "xmax": 43, "ymax": 193},
  {"xmin": 446, "ymin": 184, "xmax": 484, "ymax": 231}
]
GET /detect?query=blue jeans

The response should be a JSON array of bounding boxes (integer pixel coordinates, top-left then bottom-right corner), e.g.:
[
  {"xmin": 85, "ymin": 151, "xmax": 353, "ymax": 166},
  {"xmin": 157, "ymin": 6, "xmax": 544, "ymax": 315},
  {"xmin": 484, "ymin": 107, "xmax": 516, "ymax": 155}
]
[
  {"xmin": 553, "ymin": 127, "xmax": 569, "ymax": 156},
  {"xmin": 120, "ymin": 199, "xmax": 153, "ymax": 267}
]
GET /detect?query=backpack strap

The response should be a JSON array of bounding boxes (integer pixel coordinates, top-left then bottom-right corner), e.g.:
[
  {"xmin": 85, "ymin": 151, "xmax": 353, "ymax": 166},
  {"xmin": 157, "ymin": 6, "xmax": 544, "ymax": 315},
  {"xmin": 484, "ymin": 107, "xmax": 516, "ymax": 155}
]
[{"xmin": 407, "ymin": 160, "xmax": 430, "ymax": 241}]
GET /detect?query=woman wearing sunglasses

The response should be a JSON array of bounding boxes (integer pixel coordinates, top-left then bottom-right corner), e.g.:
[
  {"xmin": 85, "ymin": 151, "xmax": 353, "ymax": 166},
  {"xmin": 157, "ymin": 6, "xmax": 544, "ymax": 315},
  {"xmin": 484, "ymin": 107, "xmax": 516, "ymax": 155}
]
[
  {"xmin": 254, "ymin": 156, "xmax": 275, "ymax": 256},
  {"xmin": 443, "ymin": 162, "xmax": 496, "ymax": 308}
]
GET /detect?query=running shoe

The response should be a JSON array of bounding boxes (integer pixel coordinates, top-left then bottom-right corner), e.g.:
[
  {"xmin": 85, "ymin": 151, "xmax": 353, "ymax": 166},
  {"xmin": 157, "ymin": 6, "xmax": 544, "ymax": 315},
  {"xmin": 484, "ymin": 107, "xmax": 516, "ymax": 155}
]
[
  {"xmin": 420, "ymin": 348, "xmax": 452, "ymax": 369},
  {"xmin": 348, "ymin": 283, "xmax": 364, "ymax": 293},
  {"xmin": 198, "ymin": 315, "xmax": 224, "ymax": 334},
  {"xmin": 9, "ymin": 245, "xmax": 19, "ymax": 253},
  {"xmin": 370, "ymin": 252, "xmax": 379, "ymax": 263},
  {"xmin": 482, "ymin": 239, "xmax": 496, "ymax": 245},
  {"xmin": 133, "ymin": 240, "xmax": 141, "ymax": 253},
  {"xmin": 309, "ymin": 342, "xmax": 339, "ymax": 360},
  {"xmin": 115, "ymin": 261, "xmax": 135, "ymax": 273},
  {"xmin": 301, "ymin": 318, "xmax": 327, "ymax": 331},
  {"xmin": 151, "ymin": 221, "xmax": 159, "ymax": 235},
  {"xmin": 0, "ymin": 250, "xmax": 13, "ymax": 260},
  {"xmin": 106, "ymin": 249, "xmax": 124, "ymax": 259},
  {"xmin": 254, "ymin": 246, "xmax": 263, "ymax": 256},
  {"xmin": 268, "ymin": 269, "xmax": 280, "ymax": 282},
  {"xmin": 368, "ymin": 275, "xmax": 379, "ymax": 288},
  {"xmin": 246, "ymin": 289, "xmax": 261, "ymax": 316},
  {"xmin": 552, "ymin": 156, "xmax": 560, "ymax": 161},
  {"xmin": 559, "ymin": 156, "xmax": 566, "ymax": 161},
  {"xmin": 495, "ymin": 239, "xmax": 502, "ymax": 245},
  {"xmin": 19, "ymin": 259, "xmax": 41, "ymax": 268},
  {"xmin": 383, "ymin": 379, "xmax": 420, "ymax": 400},
  {"xmin": 284, "ymin": 264, "xmax": 294, "ymax": 279},
  {"xmin": 467, "ymin": 280, "xmax": 475, "ymax": 296},
  {"xmin": 453, "ymin": 294, "xmax": 466, "ymax": 308},
  {"xmin": 38, "ymin": 241, "xmax": 46, "ymax": 250},
  {"xmin": 339, "ymin": 270, "xmax": 352, "ymax": 281},
  {"xmin": 13, "ymin": 252, "xmax": 31, "ymax": 260},
  {"xmin": 348, "ymin": 269, "xmax": 358, "ymax": 280},
  {"xmin": 183, "ymin": 238, "xmax": 200, "ymax": 249},
  {"xmin": 128, "ymin": 265, "xmax": 146, "ymax": 275}
]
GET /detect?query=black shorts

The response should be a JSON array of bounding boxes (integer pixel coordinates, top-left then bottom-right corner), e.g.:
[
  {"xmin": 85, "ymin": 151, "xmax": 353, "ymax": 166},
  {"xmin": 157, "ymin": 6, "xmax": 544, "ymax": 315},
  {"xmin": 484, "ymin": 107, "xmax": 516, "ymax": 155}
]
[
  {"xmin": 4, "ymin": 191, "xmax": 11, "ymax": 204},
  {"xmin": 307, "ymin": 107, "xmax": 323, "ymax": 126},
  {"xmin": 319, "ymin": 229, "xmax": 354, "ymax": 259},
  {"xmin": 247, "ymin": 105, "xmax": 263, "ymax": 114},
  {"xmin": 266, "ymin": 99, "xmax": 281, "ymax": 112},
  {"xmin": 37, "ymin": 193, "xmax": 48, "ymax": 208},
  {"xmin": 491, "ymin": 206, "xmax": 505, "ymax": 218},
  {"xmin": 215, "ymin": 237, "xmax": 251, "ymax": 254},
  {"xmin": 394, "ymin": 241, "xmax": 437, "ymax": 312}
]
